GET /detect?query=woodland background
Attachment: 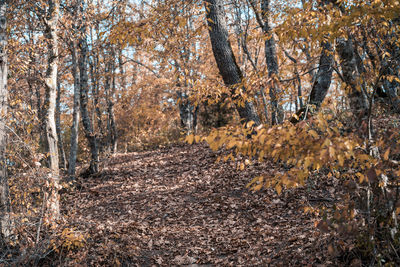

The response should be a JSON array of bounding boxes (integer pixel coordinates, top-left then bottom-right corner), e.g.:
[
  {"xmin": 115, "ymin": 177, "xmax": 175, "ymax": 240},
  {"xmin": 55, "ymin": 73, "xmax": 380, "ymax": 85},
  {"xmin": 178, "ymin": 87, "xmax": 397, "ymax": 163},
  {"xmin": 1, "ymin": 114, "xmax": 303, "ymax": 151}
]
[{"xmin": 0, "ymin": 0, "xmax": 400, "ymax": 265}]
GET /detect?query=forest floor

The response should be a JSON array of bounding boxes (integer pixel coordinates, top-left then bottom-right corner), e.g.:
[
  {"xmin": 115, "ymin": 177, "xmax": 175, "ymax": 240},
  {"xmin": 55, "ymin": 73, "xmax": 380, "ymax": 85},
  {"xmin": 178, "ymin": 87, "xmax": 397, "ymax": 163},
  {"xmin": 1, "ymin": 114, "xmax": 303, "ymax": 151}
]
[{"xmin": 62, "ymin": 143, "xmax": 340, "ymax": 266}]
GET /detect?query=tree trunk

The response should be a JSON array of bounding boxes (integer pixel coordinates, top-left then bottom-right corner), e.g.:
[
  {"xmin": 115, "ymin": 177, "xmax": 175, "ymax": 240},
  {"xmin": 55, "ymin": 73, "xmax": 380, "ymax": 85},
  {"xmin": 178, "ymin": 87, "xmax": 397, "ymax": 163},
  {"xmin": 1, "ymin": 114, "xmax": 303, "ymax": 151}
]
[
  {"xmin": 177, "ymin": 91, "xmax": 198, "ymax": 134},
  {"xmin": 308, "ymin": 42, "xmax": 334, "ymax": 109},
  {"xmin": 43, "ymin": 0, "xmax": 60, "ymax": 223},
  {"xmin": 118, "ymin": 49, "xmax": 126, "ymax": 93},
  {"xmin": 68, "ymin": 39, "xmax": 80, "ymax": 177},
  {"xmin": 79, "ymin": 9, "xmax": 99, "ymax": 174},
  {"xmin": 90, "ymin": 23, "xmax": 104, "ymax": 152},
  {"xmin": 381, "ymin": 40, "xmax": 400, "ymax": 113},
  {"xmin": 56, "ymin": 78, "xmax": 66, "ymax": 170},
  {"xmin": 336, "ymin": 37, "xmax": 368, "ymax": 121},
  {"xmin": 0, "ymin": 0, "xmax": 12, "ymax": 240},
  {"xmin": 104, "ymin": 51, "xmax": 117, "ymax": 154},
  {"xmin": 262, "ymin": 0, "xmax": 283, "ymax": 124},
  {"xmin": 290, "ymin": 42, "xmax": 334, "ymax": 123},
  {"xmin": 204, "ymin": 0, "xmax": 260, "ymax": 125}
]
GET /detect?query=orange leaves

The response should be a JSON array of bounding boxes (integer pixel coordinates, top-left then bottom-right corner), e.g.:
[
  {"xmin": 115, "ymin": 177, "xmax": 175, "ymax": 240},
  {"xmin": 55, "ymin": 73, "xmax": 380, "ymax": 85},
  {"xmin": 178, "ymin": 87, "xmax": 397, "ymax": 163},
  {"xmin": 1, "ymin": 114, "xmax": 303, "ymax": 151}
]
[
  {"xmin": 201, "ymin": 111, "xmax": 398, "ymax": 201},
  {"xmin": 51, "ymin": 227, "xmax": 87, "ymax": 253},
  {"xmin": 246, "ymin": 176, "xmax": 264, "ymax": 192},
  {"xmin": 185, "ymin": 134, "xmax": 201, "ymax": 145},
  {"xmin": 383, "ymin": 148, "xmax": 390, "ymax": 161}
]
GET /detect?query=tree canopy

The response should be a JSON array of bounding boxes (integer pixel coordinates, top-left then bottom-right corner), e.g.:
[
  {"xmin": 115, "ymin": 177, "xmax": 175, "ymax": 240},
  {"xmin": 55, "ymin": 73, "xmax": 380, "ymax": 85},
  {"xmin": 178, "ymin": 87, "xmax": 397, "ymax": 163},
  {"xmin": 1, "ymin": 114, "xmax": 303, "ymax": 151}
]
[{"xmin": 0, "ymin": 0, "xmax": 400, "ymax": 265}]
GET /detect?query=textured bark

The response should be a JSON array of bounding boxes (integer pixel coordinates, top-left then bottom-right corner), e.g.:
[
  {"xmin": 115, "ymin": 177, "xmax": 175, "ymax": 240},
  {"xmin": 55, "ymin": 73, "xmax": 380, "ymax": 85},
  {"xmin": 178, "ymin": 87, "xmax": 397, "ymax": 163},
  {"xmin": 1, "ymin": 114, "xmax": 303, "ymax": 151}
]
[
  {"xmin": 43, "ymin": 0, "xmax": 60, "ymax": 223},
  {"xmin": 261, "ymin": 0, "xmax": 283, "ymax": 124},
  {"xmin": 308, "ymin": 42, "xmax": 334, "ymax": 109},
  {"xmin": 110, "ymin": 64, "xmax": 117, "ymax": 153},
  {"xmin": 290, "ymin": 42, "xmax": 334, "ymax": 123},
  {"xmin": 104, "ymin": 51, "xmax": 117, "ymax": 154},
  {"xmin": 381, "ymin": 40, "xmax": 400, "ymax": 113},
  {"xmin": 68, "ymin": 40, "xmax": 80, "ymax": 177},
  {"xmin": 90, "ymin": 25, "xmax": 103, "ymax": 150},
  {"xmin": 0, "ymin": 0, "xmax": 12, "ymax": 240},
  {"xmin": 79, "ymin": 14, "xmax": 99, "ymax": 174},
  {"xmin": 56, "ymin": 79, "xmax": 66, "ymax": 170},
  {"xmin": 205, "ymin": 0, "xmax": 260, "ymax": 125},
  {"xmin": 336, "ymin": 38, "xmax": 368, "ymax": 120},
  {"xmin": 178, "ymin": 91, "xmax": 198, "ymax": 134}
]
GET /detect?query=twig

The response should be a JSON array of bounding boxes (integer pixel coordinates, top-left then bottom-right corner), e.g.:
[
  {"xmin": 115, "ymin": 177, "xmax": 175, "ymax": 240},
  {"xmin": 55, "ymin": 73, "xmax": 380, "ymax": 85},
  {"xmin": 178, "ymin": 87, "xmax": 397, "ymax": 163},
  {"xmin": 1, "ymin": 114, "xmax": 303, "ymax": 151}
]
[{"xmin": 35, "ymin": 188, "xmax": 47, "ymax": 245}]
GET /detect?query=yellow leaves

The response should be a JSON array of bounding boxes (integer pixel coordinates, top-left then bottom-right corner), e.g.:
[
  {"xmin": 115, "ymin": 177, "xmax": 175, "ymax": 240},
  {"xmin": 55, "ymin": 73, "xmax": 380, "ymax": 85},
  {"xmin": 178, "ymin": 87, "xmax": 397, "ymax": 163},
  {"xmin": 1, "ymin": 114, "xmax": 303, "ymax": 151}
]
[
  {"xmin": 185, "ymin": 134, "xmax": 194, "ymax": 144},
  {"xmin": 329, "ymin": 146, "xmax": 336, "ymax": 159},
  {"xmin": 239, "ymin": 162, "xmax": 245, "ymax": 171},
  {"xmin": 258, "ymin": 134, "xmax": 267, "ymax": 145},
  {"xmin": 227, "ymin": 139, "xmax": 237, "ymax": 149},
  {"xmin": 383, "ymin": 148, "xmax": 390, "ymax": 161},
  {"xmin": 177, "ymin": 17, "xmax": 187, "ymax": 28},
  {"xmin": 52, "ymin": 227, "xmax": 87, "ymax": 253},
  {"xmin": 308, "ymin": 129, "xmax": 319, "ymax": 139},
  {"xmin": 357, "ymin": 172, "xmax": 366, "ymax": 184},
  {"xmin": 185, "ymin": 134, "xmax": 201, "ymax": 145},
  {"xmin": 338, "ymin": 154, "xmax": 345, "ymax": 167},
  {"xmin": 246, "ymin": 176, "xmax": 264, "ymax": 191},
  {"xmin": 304, "ymin": 157, "xmax": 312, "ymax": 169},
  {"xmin": 275, "ymin": 183, "xmax": 282, "ymax": 195}
]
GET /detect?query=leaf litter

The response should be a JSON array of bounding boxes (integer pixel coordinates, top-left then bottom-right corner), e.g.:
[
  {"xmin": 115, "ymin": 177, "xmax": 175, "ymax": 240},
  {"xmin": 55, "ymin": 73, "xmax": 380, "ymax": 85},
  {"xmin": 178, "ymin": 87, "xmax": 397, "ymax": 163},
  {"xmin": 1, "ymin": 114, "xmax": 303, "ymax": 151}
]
[{"xmin": 62, "ymin": 143, "xmax": 337, "ymax": 266}]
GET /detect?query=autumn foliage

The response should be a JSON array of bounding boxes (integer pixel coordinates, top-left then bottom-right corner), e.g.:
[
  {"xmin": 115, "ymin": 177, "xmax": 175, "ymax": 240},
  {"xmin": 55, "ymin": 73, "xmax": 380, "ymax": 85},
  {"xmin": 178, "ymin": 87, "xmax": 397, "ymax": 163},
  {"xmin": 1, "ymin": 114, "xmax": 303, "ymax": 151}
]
[{"xmin": 1, "ymin": 0, "xmax": 400, "ymax": 265}]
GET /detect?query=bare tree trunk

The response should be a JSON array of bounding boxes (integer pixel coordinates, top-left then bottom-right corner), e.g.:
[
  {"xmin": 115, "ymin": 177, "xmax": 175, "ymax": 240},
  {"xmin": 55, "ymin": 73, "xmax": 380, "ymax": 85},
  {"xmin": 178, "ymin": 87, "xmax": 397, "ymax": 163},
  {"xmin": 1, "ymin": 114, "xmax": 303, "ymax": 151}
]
[
  {"xmin": 79, "ymin": 7, "xmax": 99, "ymax": 174},
  {"xmin": 56, "ymin": 78, "xmax": 66, "ymax": 170},
  {"xmin": 42, "ymin": 0, "xmax": 60, "ymax": 223},
  {"xmin": 204, "ymin": 0, "xmax": 260, "ymax": 125},
  {"xmin": 110, "ymin": 55, "xmax": 118, "ymax": 153},
  {"xmin": 0, "ymin": 0, "xmax": 12, "ymax": 240},
  {"xmin": 90, "ymin": 23, "xmax": 104, "ymax": 152},
  {"xmin": 68, "ymin": 40, "xmax": 80, "ymax": 177},
  {"xmin": 381, "ymin": 41, "xmax": 400, "ymax": 113},
  {"xmin": 336, "ymin": 37, "xmax": 368, "ymax": 122},
  {"xmin": 290, "ymin": 42, "xmax": 334, "ymax": 123},
  {"xmin": 262, "ymin": 0, "xmax": 283, "ymax": 124},
  {"xmin": 104, "ymin": 50, "xmax": 117, "ymax": 154},
  {"xmin": 177, "ymin": 90, "xmax": 198, "ymax": 134},
  {"xmin": 308, "ymin": 42, "xmax": 334, "ymax": 109}
]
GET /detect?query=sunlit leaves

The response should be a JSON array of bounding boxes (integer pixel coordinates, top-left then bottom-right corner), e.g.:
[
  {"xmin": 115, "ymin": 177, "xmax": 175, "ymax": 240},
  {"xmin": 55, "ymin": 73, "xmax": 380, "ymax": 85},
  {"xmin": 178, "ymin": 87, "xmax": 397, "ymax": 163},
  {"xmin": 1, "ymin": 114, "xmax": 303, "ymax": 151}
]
[{"xmin": 201, "ymin": 111, "xmax": 397, "ymax": 197}]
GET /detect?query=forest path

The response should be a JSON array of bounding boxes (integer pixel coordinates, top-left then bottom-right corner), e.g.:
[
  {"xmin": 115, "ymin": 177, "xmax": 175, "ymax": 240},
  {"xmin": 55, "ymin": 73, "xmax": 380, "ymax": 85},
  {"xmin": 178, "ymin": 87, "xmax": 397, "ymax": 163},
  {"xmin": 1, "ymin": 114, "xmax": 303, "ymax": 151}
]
[{"xmin": 63, "ymin": 143, "xmax": 330, "ymax": 266}]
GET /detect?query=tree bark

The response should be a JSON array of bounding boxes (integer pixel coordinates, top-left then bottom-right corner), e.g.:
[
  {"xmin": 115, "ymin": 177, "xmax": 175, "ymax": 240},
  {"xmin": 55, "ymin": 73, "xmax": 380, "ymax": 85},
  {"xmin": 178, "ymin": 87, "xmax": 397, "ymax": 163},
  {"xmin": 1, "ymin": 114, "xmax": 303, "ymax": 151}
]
[
  {"xmin": 204, "ymin": 0, "xmax": 260, "ymax": 125},
  {"xmin": 308, "ymin": 42, "xmax": 334, "ymax": 109},
  {"xmin": 104, "ymin": 49, "xmax": 117, "ymax": 154},
  {"xmin": 0, "ymin": 0, "xmax": 12, "ymax": 240},
  {"xmin": 110, "ymin": 62, "xmax": 117, "ymax": 153},
  {"xmin": 68, "ymin": 39, "xmax": 80, "ymax": 177},
  {"xmin": 381, "ymin": 39, "xmax": 400, "ymax": 113},
  {"xmin": 262, "ymin": 0, "xmax": 283, "ymax": 124},
  {"xmin": 90, "ymin": 23, "xmax": 103, "ymax": 151},
  {"xmin": 56, "ymin": 78, "xmax": 66, "ymax": 170},
  {"xmin": 42, "ymin": 0, "xmax": 60, "ymax": 223},
  {"xmin": 79, "ymin": 5, "xmax": 99, "ymax": 174},
  {"xmin": 336, "ymin": 37, "xmax": 368, "ymax": 120},
  {"xmin": 290, "ymin": 42, "xmax": 334, "ymax": 123},
  {"xmin": 178, "ymin": 90, "xmax": 198, "ymax": 134}
]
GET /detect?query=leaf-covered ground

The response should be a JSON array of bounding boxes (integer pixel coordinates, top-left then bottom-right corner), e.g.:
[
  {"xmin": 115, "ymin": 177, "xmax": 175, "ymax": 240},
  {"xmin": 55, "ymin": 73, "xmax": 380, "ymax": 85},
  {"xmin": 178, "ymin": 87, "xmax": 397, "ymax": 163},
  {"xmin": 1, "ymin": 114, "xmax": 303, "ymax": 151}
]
[{"xmin": 62, "ymin": 143, "xmax": 337, "ymax": 266}]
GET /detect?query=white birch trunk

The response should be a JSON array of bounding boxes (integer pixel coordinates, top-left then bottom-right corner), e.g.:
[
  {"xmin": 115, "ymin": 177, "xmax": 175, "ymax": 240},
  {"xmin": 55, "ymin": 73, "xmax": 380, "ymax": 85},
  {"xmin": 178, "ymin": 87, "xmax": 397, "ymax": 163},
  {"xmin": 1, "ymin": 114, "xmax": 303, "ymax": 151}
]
[
  {"xmin": 43, "ymin": 0, "xmax": 60, "ymax": 223},
  {"xmin": 0, "ymin": 0, "xmax": 12, "ymax": 239}
]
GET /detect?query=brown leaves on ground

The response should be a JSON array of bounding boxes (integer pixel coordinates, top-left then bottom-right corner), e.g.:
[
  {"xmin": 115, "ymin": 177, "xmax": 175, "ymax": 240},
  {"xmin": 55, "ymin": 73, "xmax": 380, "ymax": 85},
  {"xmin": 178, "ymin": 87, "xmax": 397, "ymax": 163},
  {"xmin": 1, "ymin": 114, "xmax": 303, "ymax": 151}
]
[{"xmin": 62, "ymin": 143, "xmax": 334, "ymax": 266}]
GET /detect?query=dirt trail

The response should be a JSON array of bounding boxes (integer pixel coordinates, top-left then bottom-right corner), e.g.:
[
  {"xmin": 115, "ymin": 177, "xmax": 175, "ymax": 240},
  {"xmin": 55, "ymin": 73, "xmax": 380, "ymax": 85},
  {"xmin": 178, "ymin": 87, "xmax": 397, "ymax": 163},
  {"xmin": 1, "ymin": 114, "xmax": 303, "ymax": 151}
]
[{"xmin": 63, "ymin": 143, "xmax": 331, "ymax": 266}]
